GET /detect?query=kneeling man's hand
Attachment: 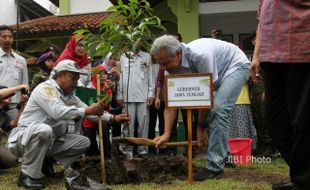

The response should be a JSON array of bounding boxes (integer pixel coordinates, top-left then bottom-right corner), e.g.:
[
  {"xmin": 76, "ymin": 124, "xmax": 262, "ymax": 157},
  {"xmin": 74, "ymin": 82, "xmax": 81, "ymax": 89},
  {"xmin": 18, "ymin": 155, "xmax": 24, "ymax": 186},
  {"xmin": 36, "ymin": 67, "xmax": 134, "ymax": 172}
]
[{"xmin": 85, "ymin": 103, "xmax": 104, "ymax": 116}]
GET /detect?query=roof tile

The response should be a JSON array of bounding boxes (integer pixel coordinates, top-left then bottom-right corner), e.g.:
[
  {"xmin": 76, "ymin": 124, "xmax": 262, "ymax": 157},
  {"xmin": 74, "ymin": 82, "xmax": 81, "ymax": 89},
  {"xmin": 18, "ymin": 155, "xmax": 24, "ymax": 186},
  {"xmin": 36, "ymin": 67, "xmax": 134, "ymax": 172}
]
[{"xmin": 12, "ymin": 12, "xmax": 111, "ymax": 35}]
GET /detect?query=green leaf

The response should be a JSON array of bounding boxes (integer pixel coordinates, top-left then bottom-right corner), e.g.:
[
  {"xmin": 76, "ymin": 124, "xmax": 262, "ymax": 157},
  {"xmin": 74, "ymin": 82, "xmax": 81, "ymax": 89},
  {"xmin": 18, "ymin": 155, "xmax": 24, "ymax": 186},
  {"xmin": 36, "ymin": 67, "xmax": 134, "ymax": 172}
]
[
  {"xmin": 118, "ymin": 0, "xmax": 123, "ymax": 6},
  {"xmin": 75, "ymin": 0, "xmax": 166, "ymax": 60},
  {"xmin": 107, "ymin": 5, "xmax": 117, "ymax": 11}
]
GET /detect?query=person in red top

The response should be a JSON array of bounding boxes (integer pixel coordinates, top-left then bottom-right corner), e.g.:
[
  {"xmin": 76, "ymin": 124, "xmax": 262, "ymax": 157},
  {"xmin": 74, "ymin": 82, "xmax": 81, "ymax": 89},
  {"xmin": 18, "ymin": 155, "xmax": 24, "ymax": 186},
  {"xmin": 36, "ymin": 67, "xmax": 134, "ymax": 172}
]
[
  {"xmin": 82, "ymin": 65, "xmax": 113, "ymax": 159},
  {"xmin": 55, "ymin": 35, "xmax": 90, "ymax": 67},
  {"xmin": 251, "ymin": 1, "xmax": 310, "ymax": 189},
  {"xmin": 55, "ymin": 35, "xmax": 92, "ymax": 87}
]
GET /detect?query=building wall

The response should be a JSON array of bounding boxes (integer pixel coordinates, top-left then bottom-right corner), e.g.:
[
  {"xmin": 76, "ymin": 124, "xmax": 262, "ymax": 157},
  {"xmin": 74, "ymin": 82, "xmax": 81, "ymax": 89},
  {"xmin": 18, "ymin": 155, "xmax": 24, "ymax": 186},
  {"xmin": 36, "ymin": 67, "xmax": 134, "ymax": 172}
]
[
  {"xmin": 0, "ymin": 0, "xmax": 17, "ymax": 25},
  {"xmin": 69, "ymin": 0, "xmax": 113, "ymax": 14},
  {"xmin": 153, "ymin": 0, "xmax": 178, "ymax": 36},
  {"xmin": 199, "ymin": 0, "xmax": 258, "ymax": 14},
  {"xmin": 199, "ymin": 0, "xmax": 259, "ymax": 52},
  {"xmin": 34, "ymin": 0, "xmax": 59, "ymax": 14},
  {"xmin": 168, "ymin": 0, "xmax": 199, "ymax": 42}
]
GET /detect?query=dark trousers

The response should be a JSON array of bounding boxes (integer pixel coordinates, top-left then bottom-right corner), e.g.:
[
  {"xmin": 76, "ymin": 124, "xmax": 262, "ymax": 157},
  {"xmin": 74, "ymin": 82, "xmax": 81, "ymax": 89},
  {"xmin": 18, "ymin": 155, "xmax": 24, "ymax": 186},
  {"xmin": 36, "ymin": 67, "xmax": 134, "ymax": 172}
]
[
  {"xmin": 83, "ymin": 125, "xmax": 111, "ymax": 159},
  {"xmin": 180, "ymin": 109, "xmax": 198, "ymax": 141},
  {"xmin": 249, "ymin": 81, "xmax": 273, "ymax": 149},
  {"xmin": 110, "ymin": 109, "xmax": 122, "ymax": 137},
  {"xmin": 148, "ymin": 102, "xmax": 177, "ymax": 154},
  {"xmin": 261, "ymin": 62, "xmax": 310, "ymax": 189}
]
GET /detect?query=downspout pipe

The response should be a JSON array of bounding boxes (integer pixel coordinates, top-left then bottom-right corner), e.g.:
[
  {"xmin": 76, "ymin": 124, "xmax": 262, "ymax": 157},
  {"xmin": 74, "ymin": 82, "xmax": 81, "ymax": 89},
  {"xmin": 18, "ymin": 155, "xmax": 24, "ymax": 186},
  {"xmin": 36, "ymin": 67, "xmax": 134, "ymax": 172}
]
[{"xmin": 16, "ymin": 0, "xmax": 20, "ymax": 51}]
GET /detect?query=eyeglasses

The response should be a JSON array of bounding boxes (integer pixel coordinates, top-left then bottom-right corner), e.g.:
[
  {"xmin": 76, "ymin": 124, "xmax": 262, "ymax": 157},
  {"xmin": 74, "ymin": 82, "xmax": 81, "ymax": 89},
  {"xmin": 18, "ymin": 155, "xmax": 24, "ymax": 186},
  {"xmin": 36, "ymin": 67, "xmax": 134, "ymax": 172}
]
[
  {"xmin": 158, "ymin": 57, "xmax": 175, "ymax": 67},
  {"xmin": 68, "ymin": 72, "xmax": 80, "ymax": 81}
]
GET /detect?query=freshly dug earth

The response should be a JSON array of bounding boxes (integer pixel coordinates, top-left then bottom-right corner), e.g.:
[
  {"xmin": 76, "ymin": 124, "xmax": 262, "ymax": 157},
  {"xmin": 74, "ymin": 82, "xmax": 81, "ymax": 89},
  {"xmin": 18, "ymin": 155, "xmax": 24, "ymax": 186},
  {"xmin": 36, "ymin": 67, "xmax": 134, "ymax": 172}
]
[
  {"xmin": 76, "ymin": 155, "xmax": 199, "ymax": 184},
  {"xmin": 75, "ymin": 155, "xmax": 288, "ymax": 185}
]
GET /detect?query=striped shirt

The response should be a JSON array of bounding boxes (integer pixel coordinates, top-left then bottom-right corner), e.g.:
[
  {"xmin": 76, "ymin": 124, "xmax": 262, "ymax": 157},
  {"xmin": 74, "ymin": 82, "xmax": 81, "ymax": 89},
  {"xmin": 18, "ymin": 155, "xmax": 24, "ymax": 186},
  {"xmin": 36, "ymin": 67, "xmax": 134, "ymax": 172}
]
[{"xmin": 258, "ymin": 0, "xmax": 310, "ymax": 63}]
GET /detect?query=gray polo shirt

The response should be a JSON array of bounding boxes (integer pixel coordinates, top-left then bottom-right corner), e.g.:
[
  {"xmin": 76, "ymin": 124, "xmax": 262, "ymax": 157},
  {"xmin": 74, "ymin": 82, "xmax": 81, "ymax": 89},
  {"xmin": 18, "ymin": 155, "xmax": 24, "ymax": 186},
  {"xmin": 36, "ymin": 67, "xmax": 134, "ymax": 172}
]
[{"xmin": 176, "ymin": 38, "xmax": 250, "ymax": 90}]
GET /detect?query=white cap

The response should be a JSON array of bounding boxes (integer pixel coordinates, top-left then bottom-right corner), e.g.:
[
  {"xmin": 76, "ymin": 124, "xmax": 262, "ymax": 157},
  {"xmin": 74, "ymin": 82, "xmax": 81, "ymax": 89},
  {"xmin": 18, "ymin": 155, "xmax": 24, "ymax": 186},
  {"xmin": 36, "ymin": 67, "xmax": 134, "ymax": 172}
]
[{"xmin": 53, "ymin": 59, "xmax": 88, "ymax": 75}]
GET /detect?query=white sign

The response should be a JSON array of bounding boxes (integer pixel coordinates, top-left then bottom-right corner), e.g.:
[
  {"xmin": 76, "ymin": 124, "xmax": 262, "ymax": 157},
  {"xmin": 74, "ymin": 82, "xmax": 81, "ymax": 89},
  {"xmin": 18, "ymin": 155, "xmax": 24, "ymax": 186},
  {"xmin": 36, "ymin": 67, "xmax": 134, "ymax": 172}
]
[{"xmin": 165, "ymin": 74, "xmax": 213, "ymax": 109}]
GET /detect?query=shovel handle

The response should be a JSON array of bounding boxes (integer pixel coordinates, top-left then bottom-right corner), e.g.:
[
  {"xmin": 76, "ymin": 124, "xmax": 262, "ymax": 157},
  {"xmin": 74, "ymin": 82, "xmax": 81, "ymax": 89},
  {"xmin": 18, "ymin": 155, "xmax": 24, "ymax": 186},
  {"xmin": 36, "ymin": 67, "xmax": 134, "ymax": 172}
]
[{"xmin": 163, "ymin": 141, "xmax": 198, "ymax": 147}]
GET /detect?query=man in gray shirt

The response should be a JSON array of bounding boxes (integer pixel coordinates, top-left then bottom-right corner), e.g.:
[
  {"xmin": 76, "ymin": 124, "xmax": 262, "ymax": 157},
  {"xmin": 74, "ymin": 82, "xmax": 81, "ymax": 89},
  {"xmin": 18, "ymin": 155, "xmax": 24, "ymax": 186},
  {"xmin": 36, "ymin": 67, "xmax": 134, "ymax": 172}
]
[
  {"xmin": 151, "ymin": 35, "xmax": 250, "ymax": 181},
  {"xmin": 7, "ymin": 59, "xmax": 130, "ymax": 189},
  {"xmin": 0, "ymin": 25, "xmax": 28, "ymax": 119}
]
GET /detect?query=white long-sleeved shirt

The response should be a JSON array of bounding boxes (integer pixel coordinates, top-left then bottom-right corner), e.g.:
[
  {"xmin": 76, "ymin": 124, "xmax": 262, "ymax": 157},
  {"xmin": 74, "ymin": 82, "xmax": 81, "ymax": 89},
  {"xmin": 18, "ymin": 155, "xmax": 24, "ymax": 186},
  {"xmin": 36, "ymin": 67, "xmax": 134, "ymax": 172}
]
[{"xmin": 117, "ymin": 50, "xmax": 155, "ymax": 102}]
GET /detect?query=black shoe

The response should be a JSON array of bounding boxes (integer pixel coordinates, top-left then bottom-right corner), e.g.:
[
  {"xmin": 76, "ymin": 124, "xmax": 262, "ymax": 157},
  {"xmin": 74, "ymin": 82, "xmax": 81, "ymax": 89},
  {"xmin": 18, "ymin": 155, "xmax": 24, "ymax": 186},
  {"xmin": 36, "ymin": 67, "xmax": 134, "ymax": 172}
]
[
  {"xmin": 194, "ymin": 168, "xmax": 226, "ymax": 181},
  {"xmin": 17, "ymin": 172, "xmax": 44, "ymax": 189},
  {"xmin": 42, "ymin": 157, "xmax": 63, "ymax": 178},
  {"xmin": 65, "ymin": 168, "xmax": 111, "ymax": 190},
  {"xmin": 225, "ymin": 162, "xmax": 237, "ymax": 168},
  {"xmin": 42, "ymin": 157, "xmax": 55, "ymax": 177},
  {"xmin": 272, "ymin": 181, "xmax": 296, "ymax": 190}
]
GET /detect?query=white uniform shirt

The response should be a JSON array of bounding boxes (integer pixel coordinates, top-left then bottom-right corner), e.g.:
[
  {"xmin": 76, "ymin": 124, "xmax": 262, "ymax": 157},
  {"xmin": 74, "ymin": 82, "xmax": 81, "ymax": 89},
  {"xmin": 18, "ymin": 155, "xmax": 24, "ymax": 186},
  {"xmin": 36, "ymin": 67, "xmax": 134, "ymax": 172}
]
[
  {"xmin": 0, "ymin": 48, "xmax": 28, "ymax": 103},
  {"xmin": 8, "ymin": 79, "xmax": 112, "ymax": 146},
  {"xmin": 117, "ymin": 50, "xmax": 155, "ymax": 102}
]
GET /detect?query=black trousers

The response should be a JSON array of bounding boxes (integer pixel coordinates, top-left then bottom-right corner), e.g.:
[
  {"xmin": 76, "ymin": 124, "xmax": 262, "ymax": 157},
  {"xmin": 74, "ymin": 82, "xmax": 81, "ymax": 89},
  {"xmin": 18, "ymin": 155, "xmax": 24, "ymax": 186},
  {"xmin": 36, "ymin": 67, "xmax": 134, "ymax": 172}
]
[
  {"xmin": 83, "ymin": 125, "xmax": 111, "ymax": 159},
  {"xmin": 148, "ymin": 102, "xmax": 177, "ymax": 154},
  {"xmin": 180, "ymin": 109, "xmax": 198, "ymax": 141},
  {"xmin": 261, "ymin": 62, "xmax": 310, "ymax": 189},
  {"xmin": 110, "ymin": 109, "xmax": 122, "ymax": 137}
]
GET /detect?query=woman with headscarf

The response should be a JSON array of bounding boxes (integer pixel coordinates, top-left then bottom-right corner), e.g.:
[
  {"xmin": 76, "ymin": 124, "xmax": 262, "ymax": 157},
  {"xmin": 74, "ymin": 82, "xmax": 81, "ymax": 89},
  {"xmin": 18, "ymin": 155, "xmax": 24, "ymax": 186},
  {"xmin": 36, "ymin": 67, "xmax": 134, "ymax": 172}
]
[
  {"xmin": 31, "ymin": 51, "xmax": 54, "ymax": 92},
  {"xmin": 101, "ymin": 52, "xmax": 120, "ymax": 81},
  {"xmin": 44, "ymin": 45, "xmax": 61, "ymax": 61},
  {"xmin": 55, "ymin": 35, "xmax": 92, "ymax": 87},
  {"xmin": 102, "ymin": 53, "xmax": 122, "ymax": 138}
]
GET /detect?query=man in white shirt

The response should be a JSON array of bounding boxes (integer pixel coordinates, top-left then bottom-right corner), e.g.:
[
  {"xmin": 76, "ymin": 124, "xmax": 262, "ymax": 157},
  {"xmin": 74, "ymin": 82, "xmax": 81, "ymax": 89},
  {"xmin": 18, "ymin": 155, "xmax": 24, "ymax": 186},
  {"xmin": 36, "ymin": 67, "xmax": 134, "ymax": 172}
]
[
  {"xmin": 151, "ymin": 35, "xmax": 250, "ymax": 180},
  {"xmin": 0, "ymin": 25, "xmax": 28, "ymax": 119},
  {"xmin": 117, "ymin": 49, "xmax": 155, "ymax": 155}
]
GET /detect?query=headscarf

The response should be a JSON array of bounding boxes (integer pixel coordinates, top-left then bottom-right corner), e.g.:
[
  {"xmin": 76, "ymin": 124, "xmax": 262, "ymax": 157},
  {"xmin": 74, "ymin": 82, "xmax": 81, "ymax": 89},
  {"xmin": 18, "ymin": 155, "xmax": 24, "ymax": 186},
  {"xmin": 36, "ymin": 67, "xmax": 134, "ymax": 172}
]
[
  {"xmin": 37, "ymin": 51, "xmax": 54, "ymax": 74},
  {"xmin": 91, "ymin": 65, "xmax": 108, "ymax": 91},
  {"xmin": 44, "ymin": 45, "xmax": 61, "ymax": 55},
  {"xmin": 55, "ymin": 35, "xmax": 90, "ymax": 68},
  {"xmin": 84, "ymin": 65, "xmax": 111, "ymax": 129},
  {"xmin": 101, "ymin": 52, "xmax": 113, "ymax": 72}
]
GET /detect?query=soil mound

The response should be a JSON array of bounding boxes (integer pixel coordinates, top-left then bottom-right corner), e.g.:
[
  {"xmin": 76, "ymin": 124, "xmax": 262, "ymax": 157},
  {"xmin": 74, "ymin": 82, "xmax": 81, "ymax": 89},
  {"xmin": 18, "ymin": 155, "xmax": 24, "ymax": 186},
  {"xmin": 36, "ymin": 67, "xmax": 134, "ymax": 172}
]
[{"xmin": 76, "ymin": 155, "xmax": 199, "ymax": 184}]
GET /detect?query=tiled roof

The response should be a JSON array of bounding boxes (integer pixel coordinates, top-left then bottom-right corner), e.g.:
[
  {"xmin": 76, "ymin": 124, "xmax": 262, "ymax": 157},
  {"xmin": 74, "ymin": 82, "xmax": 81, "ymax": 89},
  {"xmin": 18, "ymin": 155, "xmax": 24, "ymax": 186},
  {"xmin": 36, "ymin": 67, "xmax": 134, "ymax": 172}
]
[
  {"xmin": 12, "ymin": 12, "xmax": 111, "ymax": 35},
  {"xmin": 110, "ymin": 0, "xmax": 162, "ymax": 6}
]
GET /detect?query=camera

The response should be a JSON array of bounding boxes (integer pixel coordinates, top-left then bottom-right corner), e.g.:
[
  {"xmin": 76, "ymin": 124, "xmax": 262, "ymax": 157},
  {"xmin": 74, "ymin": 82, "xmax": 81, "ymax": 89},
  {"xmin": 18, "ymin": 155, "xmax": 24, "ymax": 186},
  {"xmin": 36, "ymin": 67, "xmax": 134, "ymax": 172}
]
[
  {"xmin": 21, "ymin": 88, "xmax": 29, "ymax": 96},
  {"xmin": 107, "ymin": 73, "xmax": 115, "ymax": 81}
]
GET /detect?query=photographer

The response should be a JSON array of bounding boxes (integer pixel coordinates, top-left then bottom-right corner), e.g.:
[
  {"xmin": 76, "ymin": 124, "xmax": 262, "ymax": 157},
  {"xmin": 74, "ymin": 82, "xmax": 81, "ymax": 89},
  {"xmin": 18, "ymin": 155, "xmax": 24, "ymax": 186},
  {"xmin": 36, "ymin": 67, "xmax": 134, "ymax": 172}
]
[
  {"xmin": 102, "ymin": 52, "xmax": 122, "ymax": 137},
  {"xmin": 0, "ymin": 84, "xmax": 28, "ymax": 102},
  {"xmin": 0, "ymin": 85, "xmax": 28, "ymax": 169}
]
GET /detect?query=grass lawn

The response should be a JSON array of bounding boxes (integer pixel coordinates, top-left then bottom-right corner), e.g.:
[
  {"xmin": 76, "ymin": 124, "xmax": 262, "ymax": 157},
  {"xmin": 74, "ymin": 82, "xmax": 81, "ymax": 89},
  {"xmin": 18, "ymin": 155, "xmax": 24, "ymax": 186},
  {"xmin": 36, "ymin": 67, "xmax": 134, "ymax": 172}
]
[{"xmin": 0, "ymin": 156, "xmax": 289, "ymax": 190}]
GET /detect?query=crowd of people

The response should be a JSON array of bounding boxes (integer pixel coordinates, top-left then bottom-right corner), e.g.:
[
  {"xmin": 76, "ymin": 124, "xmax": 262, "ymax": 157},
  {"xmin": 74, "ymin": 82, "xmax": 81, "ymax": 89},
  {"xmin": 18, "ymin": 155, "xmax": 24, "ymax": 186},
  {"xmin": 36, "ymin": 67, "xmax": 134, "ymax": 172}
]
[{"xmin": 1, "ymin": 1, "xmax": 310, "ymax": 189}]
